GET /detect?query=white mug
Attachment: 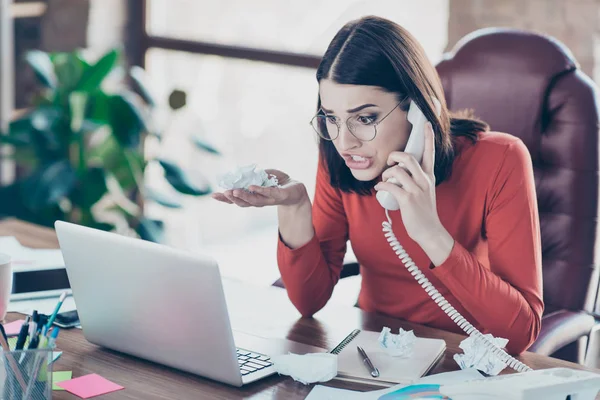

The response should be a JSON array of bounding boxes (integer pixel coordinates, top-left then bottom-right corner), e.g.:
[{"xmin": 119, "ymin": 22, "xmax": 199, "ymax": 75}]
[{"xmin": 0, "ymin": 253, "xmax": 12, "ymax": 321}]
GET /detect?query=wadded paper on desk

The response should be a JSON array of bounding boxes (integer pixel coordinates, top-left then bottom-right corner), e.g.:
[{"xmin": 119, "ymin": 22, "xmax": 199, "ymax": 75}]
[
  {"xmin": 272, "ymin": 353, "xmax": 337, "ymax": 384},
  {"xmin": 306, "ymin": 368, "xmax": 483, "ymax": 400}
]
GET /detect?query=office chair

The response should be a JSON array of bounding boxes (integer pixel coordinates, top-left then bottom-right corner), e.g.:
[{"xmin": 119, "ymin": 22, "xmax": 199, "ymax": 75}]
[{"xmin": 274, "ymin": 28, "xmax": 600, "ymax": 365}]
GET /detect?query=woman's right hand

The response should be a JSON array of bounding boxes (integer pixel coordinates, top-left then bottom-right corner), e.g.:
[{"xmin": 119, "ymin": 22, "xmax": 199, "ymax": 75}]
[{"xmin": 211, "ymin": 169, "xmax": 308, "ymax": 208}]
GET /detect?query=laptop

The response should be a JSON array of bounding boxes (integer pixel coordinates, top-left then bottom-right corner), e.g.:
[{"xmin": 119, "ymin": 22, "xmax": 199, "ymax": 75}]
[{"xmin": 54, "ymin": 220, "xmax": 324, "ymax": 386}]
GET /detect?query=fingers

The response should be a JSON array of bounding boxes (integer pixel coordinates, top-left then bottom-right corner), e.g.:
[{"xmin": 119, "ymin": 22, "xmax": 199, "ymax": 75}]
[
  {"xmin": 231, "ymin": 188, "xmax": 273, "ymax": 207},
  {"xmin": 421, "ymin": 122, "xmax": 435, "ymax": 178},
  {"xmin": 247, "ymin": 185, "xmax": 283, "ymax": 201},
  {"xmin": 385, "ymin": 152, "xmax": 430, "ymax": 191},
  {"xmin": 375, "ymin": 180, "xmax": 406, "ymax": 200},
  {"xmin": 381, "ymin": 166, "xmax": 421, "ymax": 193},
  {"xmin": 211, "ymin": 193, "xmax": 233, "ymax": 204},
  {"xmin": 212, "ymin": 185, "xmax": 286, "ymax": 208},
  {"xmin": 221, "ymin": 190, "xmax": 254, "ymax": 207}
]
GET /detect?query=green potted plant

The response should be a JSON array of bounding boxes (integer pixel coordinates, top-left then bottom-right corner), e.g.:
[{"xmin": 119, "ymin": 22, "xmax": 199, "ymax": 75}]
[{"xmin": 0, "ymin": 48, "xmax": 219, "ymax": 242}]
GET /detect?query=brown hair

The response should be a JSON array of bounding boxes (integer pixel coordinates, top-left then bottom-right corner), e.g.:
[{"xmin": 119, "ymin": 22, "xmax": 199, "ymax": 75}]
[{"xmin": 316, "ymin": 16, "xmax": 488, "ymax": 194}]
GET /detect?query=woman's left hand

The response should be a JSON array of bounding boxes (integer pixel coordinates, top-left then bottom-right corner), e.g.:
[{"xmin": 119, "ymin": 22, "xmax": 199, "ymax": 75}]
[{"xmin": 374, "ymin": 123, "xmax": 448, "ymax": 248}]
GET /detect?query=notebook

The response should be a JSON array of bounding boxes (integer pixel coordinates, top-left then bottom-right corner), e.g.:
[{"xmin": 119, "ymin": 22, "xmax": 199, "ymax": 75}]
[{"xmin": 331, "ymin": 329, "xmax": 446, "ymax": 388}]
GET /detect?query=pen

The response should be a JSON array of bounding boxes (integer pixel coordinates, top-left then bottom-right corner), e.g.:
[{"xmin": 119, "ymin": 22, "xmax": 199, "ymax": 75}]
[
  {"xmin": 357, "ymin": 346, "xmax": 380, "ymax": 378},
  {"xmin": 30, "ymin": 310, "xmax": 38, "ymax": 336},
  {"xmin": 15, "ymin": 315, "xmax": 31, "ymax": 350},
  {"xmin": 46, "ymin": 291, "xmax": 68, "ymax": 330},
  {"xmin": 27, "ymin": 329, "xmax": 40, "ymax": 350},
  {"xmin": 47, "ymin": 327, "xmax": 60, "ymax": 349},
  {"xmin": 38, "ymin": 326, "xmax": 48, "ymax": 349},
  {"xmin": 0, "ymin": 324, "xmax": 7, "ymax": 343}
]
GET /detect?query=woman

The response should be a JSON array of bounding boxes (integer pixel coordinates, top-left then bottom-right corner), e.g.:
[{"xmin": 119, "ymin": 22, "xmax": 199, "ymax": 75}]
[{"xmin": 212, "ymin": 16, "xmax": 543, "ymax": 354}]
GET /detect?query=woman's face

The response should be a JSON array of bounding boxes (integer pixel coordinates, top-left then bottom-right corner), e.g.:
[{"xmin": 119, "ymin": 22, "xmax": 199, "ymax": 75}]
[{"xmin": 319, "ymin": 79, "xmax": 411, "ymax": 181}]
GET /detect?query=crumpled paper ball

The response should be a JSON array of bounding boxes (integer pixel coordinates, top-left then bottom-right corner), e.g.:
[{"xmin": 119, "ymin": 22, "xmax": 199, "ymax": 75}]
[
  {"xmin": 218, "ymin": 164, "xmax": 279, "ymax": 190},
  {"xmin": 271, "ymin": 353, "xmax": 338, "ymax": 385},
  {"xmin": 378, "ymin": 327, "xmax": 417, "ymax": 357},
  {"xmin": 453, "ymin": 334, "xmax": 508, "ymax": 376}
]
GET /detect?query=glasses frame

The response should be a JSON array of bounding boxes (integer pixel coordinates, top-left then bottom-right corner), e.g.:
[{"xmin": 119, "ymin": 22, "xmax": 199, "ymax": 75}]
[{"xmin": 309, "ymin": 101, "xmax": 402, "ymax": 142}]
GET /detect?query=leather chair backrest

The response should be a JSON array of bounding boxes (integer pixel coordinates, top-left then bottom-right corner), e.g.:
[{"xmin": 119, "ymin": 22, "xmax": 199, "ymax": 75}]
[{"xmin": 436, "ymin": 28, "xmax": 600, "ymax": 314}]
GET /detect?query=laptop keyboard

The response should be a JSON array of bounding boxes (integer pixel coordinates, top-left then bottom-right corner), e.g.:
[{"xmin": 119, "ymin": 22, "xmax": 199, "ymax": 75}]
[{"xmin": 236, "ymin": 348, "xmax": 273, "ymax": 375}]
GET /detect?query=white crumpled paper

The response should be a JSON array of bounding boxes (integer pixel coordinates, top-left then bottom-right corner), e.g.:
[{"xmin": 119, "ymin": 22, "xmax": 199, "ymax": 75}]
[
  {"xmin": 271, "ymin": 353, "xmax": 338, "ymax": 385},
  {"xmin": 218, "ymin": 164, "xmax": 279, "ymax": 190},
  {"xmin": 378, "ymin": 327, "xmax": 417, "ymax": 357},
  {"xmin": 453, "ymin": 334, "xmax": 508, "ymax": 376}
]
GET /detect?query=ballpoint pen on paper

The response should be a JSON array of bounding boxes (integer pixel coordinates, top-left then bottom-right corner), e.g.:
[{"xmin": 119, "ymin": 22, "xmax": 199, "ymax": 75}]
[
  {"xmin": 46, "ymin": 291, "xmax": 68, "ymax": 330},
  {"xmin": 357, "ymin": 346, "xmax": 380, "ymax": 378}
]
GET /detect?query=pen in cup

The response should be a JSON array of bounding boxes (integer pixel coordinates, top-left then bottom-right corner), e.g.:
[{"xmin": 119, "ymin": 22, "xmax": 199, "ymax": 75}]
[
  {"xmin": 30, "ymin": 311, "xmax": 38, "ymax": 337},
  {"xmin": 15, "ymin": 315, "xmax": 30, "ymax": 351},
  {"xmin": 357, "ymin": 346, "xmax": 380, "ymax": 378},
  {"xmin": 46, "ymin": 291, "xmax": 68, "ymax": 330}
]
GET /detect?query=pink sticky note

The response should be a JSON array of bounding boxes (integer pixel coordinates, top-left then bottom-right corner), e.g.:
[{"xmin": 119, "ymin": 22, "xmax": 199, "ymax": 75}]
[
  {"xmin": 56, "ymin": 374, "xmax": 124, "ymax": 399},
  {"xmin": 3, "ymin": 320, "xmax": 24, "ymax": 336}
]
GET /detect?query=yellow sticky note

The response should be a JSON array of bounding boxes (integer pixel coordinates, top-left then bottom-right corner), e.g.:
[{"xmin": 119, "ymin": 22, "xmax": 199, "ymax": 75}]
[{"xmin": 52, "ymin": 371, "xmax": 72, "ymax": 391}]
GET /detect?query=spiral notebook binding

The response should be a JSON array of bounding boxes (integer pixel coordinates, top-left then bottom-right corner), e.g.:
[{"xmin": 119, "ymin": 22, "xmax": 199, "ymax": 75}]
[{"xmin": 329, "ymin": 329, "xmax": 361, "ymax": 354}]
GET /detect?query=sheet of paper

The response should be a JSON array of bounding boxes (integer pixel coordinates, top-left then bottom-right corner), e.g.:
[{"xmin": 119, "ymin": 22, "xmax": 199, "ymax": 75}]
[
  {"xmin": 7, "ymin": 295, "xmax": 76, "ymax": 315},
  {"xmin": 52, "ymin": 371, "xmax": 73, "ymax": 391},
  {"xmin": 306, "ymin": 385, "xmax": 370, "ymax": 400},
  {"xmin": 3, "ymin": 319, "xmax": 24, "ymax": 336},
  {"xmin": 0, "ymin": 236, "xmax": 64, "ymax": 272},
  {"xmin": 56, "ymin": 373, "xmax": 124, "ymax": 398},
  {"xmin": 306, "ymin": 368, "xmax": 484, "ymax": 400}
]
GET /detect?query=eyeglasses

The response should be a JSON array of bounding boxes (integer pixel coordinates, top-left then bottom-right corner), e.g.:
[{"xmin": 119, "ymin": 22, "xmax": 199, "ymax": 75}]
[{"xmin": 309, "ymin": 102, "xmax": 401, "ymax": 142}]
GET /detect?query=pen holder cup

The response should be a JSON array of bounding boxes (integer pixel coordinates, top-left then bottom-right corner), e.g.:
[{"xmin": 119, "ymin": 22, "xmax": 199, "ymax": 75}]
[{"xmin": 0, "ymin": 347, "xmax": 55, "ymax": 400}]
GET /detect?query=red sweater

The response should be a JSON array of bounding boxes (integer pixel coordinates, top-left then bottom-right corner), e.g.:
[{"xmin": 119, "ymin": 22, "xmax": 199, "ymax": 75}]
[{"xmin": 277, "ymin": 131, "xmax": 544, "ymax": 354}]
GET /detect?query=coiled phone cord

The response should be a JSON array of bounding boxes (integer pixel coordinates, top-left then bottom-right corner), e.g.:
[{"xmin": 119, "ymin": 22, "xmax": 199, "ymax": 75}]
[{"xmin": 382, "ymin": 210, "xmax": 532, "ymax": 373}]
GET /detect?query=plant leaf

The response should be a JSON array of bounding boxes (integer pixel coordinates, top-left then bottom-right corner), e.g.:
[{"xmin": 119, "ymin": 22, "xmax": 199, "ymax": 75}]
[
  {"xmin": 87, "ymin": 91, "xmax": 111, "ymax": 124},
  {"xmin": 145, "ymin": 187, "xmax": 183, "ymax": 208},
  {"xmin": 25, "ymin": 50, "xmax": 57, "ymax": 89},
  {"xmin": 158, "ymin": 159, "xmax": 211, "ymax": 196},
  {"xmin": 19, "ymin": 160, "xmax": 77, "ymax": 211},
  {"xmin": 190, "ymin": 135, "xmax": 221, "ymax": 155},
  {"xmin": 69, "ymin": 92, "xmax": 88, "ymax": 133},
  {"xmin": 108, "ymin": 93, "xmax": 147, "ymax": 148},
  {"xmin": 136, "ymin": 218, "xmax": 164, "ymax": 242},
  {"xmin": 51, "ymin": 52, "xmax": 86, "ymax": 92},
  {"xmin": 88, "ymin": 133, "xmax": 141, "ymax": 191},
  {"xmin": 129, "ymin": 66, "xmax": 157, "ymax": 107},
  {"xmin": 1, "ymin": 115, "xmax": 33, "ymax": 146},
  {"xmin": 71, "ymin": 167, "xmax": 107, "ymax": 208},
  {"xmin": 76, "ymin": 49, "xmax": 120, "ymax": 91},
  {"xmin": 88, "ymin": 221, "xmax": 116, "ymax": 231},
  {"xmin": 104, "ymin": 173, "xmax": 141, "ymax": 217},
  {"xmin": 0, "ymin": 182, "xmax": 65, "ymax": 227}
]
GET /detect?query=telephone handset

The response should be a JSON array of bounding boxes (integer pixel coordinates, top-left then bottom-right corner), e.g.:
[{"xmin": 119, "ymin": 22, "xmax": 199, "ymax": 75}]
[
  {"xmin": 375, "ymin": 99, "xmax": 441, "ymax": 211},
  {"xmin": 376, "ymin": 98, "xmax": 532, "ymax": 373}
]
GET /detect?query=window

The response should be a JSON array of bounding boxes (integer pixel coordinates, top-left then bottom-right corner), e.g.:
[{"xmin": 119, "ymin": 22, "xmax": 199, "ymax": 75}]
[{"xmin": 142, "ymin": 0, "xmax": 449, "ymax": 263}]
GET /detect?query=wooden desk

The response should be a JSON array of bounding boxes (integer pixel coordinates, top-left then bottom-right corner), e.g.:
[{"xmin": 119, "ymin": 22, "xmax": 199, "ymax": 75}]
[{"xmin": 2, "ymin": 218, "xmax": 600, "ymax": 399}]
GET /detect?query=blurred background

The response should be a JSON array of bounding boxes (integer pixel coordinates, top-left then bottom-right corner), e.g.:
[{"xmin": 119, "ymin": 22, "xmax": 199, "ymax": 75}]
[{"xmin": 0, "ymin": 0, "xmax": 598, "ymax": 291}]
